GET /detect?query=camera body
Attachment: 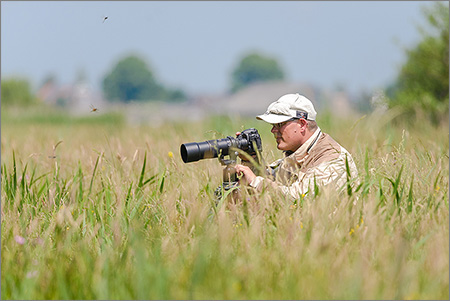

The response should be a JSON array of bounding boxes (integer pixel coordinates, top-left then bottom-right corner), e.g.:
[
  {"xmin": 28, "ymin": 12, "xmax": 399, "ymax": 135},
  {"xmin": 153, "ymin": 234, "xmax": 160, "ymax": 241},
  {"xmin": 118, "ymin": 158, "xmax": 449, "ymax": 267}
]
[
  {"xmin": 234, "ymin": 128, "xmax": 262, "ymax": 159},
  {"xmin": 180, "ymin": 128, "xmax": 262, "ymax": 164}
]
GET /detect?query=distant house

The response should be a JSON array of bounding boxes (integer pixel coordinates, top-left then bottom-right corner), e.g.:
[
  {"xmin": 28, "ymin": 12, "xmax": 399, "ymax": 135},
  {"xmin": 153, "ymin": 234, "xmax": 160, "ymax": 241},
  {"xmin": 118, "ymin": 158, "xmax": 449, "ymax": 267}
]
[
  {"xmin": 212, "ymin": 80, "xmax": 320, "ymax": 117},
  {"xmin": 36, "ymin": 79, "xmax": 60, "ymax": 105},
  {"xmin": 199, "ymin": 80, "xmax": 356, "ymax": 119},
  {"xmin": 37, "ymin": 79, "xmax": 104, "ymax": 114}
]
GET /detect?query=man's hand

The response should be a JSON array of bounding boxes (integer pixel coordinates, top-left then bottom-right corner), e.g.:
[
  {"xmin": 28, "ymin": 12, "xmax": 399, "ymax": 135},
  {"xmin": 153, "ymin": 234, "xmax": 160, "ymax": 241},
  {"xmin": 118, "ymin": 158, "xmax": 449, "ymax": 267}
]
[{"xmin": 235, "ymin": 164, "xmax": 256, "ymax": 186}]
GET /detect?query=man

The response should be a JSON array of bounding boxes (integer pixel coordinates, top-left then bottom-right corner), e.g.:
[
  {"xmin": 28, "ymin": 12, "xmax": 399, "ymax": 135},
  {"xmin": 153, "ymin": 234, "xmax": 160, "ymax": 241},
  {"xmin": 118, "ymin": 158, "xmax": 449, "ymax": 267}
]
[{"xmin": 234, "ymin": 93, "xmax": 358, "ymax": 199}]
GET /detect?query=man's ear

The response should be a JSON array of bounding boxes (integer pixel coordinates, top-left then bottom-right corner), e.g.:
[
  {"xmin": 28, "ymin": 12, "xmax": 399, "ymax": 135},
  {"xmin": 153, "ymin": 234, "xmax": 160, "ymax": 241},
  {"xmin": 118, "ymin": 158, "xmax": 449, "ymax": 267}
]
[{"xmin": 299, "ymin": 118, "xmax": 308, "ymax": 128}]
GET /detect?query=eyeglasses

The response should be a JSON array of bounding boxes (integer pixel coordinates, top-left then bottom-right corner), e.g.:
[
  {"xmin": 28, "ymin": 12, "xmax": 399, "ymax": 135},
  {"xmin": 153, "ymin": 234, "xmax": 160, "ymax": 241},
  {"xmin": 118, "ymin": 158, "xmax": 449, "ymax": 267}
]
[{"xmin": 272, "ymin": 118, "xmax": 298, "ymax": 130}]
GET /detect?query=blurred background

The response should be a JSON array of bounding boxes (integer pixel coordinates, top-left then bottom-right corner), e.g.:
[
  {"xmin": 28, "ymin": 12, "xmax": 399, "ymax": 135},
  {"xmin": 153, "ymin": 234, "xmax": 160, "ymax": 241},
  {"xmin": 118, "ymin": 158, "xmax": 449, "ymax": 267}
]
[{"xmin": 1, "ymin": 1, "xmax": 448, "ymax": 126}]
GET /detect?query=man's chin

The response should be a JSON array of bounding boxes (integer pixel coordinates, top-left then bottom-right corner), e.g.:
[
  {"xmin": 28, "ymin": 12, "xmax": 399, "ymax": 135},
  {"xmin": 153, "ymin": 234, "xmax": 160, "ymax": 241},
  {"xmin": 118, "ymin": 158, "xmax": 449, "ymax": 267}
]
[{"xmin": 276, "ymin": 143, "xmax": 286, "ymax": 151}]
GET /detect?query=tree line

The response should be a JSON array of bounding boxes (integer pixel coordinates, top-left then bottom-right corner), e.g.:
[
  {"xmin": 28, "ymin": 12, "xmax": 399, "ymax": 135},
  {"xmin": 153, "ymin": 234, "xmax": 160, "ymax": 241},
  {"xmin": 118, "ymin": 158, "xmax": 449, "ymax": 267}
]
[{"xmin": 101, "ymin": 52, "xmax": 284, "ymax": 103}]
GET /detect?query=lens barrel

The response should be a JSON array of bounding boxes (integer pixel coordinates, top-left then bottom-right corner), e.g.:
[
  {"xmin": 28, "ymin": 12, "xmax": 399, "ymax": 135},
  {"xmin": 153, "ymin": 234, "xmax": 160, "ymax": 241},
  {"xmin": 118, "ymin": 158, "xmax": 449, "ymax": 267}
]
[{"xmin": 180, "ymin": 138, "xmax": 232, "ymax": 163}]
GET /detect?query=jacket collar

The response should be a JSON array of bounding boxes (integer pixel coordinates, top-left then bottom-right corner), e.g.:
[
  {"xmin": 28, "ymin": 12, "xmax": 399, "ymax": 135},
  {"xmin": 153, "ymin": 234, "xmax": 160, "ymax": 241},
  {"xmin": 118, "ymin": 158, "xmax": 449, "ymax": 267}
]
[{"xmin": 289, "ymin": 127, "xmax": 322, "ymax": 163}]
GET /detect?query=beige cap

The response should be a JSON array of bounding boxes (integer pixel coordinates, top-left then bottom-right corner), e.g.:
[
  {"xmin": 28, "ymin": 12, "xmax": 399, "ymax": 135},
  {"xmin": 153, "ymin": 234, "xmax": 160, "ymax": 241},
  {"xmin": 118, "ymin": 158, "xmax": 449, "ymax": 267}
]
[{"xmin": 256, "ymin": 93, "xmax": 317, "ymax": 124}]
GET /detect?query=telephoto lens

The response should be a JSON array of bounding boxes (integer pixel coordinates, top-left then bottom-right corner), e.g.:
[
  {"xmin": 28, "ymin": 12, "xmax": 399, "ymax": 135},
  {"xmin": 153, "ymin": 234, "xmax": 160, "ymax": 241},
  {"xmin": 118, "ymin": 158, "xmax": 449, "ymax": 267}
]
[
  {"xmin": 180, "ymin": 128, "xmax": 262, "ymax": 164},
  {"xmin": 180, "ymin": 138, "xmax": 232, "ymax": 163}
]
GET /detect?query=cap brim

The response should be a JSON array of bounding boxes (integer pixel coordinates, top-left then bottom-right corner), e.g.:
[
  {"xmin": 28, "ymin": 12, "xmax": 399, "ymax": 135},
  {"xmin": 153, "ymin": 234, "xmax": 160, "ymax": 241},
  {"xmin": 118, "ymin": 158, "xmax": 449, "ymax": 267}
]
[{"xmin": 256, "ymin": 113, "xmax": 293, "ymax": 124}]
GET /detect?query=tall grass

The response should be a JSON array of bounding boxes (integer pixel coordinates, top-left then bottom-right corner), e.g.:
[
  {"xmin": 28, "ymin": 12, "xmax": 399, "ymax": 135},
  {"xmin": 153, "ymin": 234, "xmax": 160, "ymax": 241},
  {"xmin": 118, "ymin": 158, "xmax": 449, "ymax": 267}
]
[{"xmin": 1, "ymin": 107, "xmax": 448, "ymax": 299}]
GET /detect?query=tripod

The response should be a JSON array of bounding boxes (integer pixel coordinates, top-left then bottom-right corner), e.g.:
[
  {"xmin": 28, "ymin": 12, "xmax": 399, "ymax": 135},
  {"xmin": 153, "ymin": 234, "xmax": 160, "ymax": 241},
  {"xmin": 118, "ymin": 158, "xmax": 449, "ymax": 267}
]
[{"xmin": 214, "ymin": 151, "xmax": 240, "ymax": 202}]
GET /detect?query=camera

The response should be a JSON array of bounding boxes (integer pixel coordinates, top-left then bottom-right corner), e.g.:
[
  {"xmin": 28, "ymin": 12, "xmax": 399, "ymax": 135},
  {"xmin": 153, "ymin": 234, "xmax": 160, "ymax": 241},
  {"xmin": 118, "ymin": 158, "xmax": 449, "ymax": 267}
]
[{"xmin": 180, "ymin": 128, "xmax": 262, "ymax": 163}]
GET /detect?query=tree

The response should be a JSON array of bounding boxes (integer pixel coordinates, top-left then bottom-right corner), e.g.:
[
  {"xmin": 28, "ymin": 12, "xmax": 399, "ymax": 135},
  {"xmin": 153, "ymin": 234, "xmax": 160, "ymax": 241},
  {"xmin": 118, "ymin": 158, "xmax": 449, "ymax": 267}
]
[
  {"xmin": 102, "ymin": 55, "xmax": 167, "ymax": 102},
  {"xmin": 1, "ymin": 77, "xmax": 37, "ymax": 107},
  {"xmin": 387, "ymin": 2, "xmax": 449, "ymax": 125},
  {"xmin": 230, "ymin": 52, "xmax": 285, "ymax": 93}
]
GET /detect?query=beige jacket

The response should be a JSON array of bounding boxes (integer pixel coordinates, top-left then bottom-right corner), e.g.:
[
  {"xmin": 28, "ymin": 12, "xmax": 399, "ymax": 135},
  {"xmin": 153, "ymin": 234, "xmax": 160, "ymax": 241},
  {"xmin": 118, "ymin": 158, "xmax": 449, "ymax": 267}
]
[{"xmin": 250, "ymin": 127, "xmax": 359, "ymax": 199}]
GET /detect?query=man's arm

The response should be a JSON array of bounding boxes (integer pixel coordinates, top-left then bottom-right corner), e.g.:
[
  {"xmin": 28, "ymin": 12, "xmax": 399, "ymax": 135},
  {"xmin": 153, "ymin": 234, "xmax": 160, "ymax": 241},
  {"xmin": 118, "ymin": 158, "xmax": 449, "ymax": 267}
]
[{"xmin": 235, "ymin": 154, "xmax": 358, "ymax": 200}]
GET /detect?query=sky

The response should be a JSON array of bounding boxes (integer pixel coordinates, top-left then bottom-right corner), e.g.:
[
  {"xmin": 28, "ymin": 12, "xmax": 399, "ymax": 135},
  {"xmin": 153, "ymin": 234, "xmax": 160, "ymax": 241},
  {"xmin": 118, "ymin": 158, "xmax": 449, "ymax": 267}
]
[{"xmin": 1, "ymin": 1, "xmax": 432, "ymax": 96}]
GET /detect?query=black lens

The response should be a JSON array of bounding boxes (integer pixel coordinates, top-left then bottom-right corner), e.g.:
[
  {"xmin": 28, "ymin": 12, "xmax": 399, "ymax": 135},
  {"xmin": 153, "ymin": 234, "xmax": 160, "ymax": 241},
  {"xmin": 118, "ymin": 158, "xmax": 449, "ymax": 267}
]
[{"xmin": 180, "ymin": 138, "xmax": 232, "ymax": 163}]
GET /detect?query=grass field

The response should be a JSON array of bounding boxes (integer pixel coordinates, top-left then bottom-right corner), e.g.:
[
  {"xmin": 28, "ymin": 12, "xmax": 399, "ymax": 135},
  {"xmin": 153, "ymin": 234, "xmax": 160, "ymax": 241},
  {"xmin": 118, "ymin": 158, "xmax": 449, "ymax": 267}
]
[{"xmin": 1, "ymin": 105, "xmax": 448, "ymax": 299}]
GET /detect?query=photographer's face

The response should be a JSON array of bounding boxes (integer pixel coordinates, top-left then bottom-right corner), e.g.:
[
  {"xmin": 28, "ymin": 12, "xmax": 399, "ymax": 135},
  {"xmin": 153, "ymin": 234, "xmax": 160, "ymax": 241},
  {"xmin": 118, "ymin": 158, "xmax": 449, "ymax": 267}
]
[{"xmin": 271, "ymin": 118, "xmax": 307, "ymax": 152}]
